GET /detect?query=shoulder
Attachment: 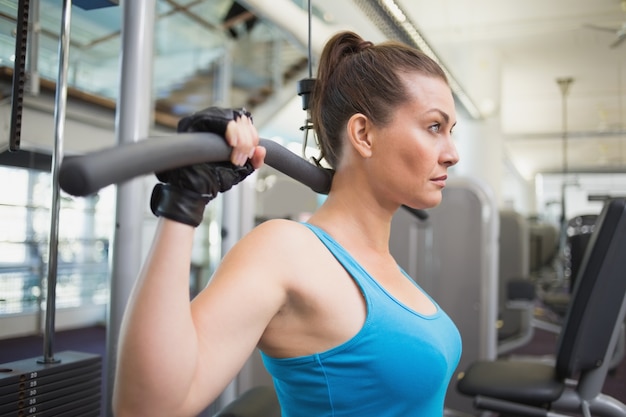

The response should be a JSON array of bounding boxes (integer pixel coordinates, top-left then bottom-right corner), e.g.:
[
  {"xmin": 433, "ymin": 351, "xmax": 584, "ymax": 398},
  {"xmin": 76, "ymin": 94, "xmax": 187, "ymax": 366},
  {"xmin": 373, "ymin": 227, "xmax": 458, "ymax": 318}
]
[
  {"xmin": 222, "ymin": 219, "xmax": 316, "ymax": 272},
  {"xmin": 197, "ymin": 219, "xmax": 317, "ymax": 314},
  {"xmin": 237, "ymin": 218, "xmax": 310, "ymax": 246},
  {"xmin": 249, "ymin": 218, "xmax": 313, "ymax": 241}
]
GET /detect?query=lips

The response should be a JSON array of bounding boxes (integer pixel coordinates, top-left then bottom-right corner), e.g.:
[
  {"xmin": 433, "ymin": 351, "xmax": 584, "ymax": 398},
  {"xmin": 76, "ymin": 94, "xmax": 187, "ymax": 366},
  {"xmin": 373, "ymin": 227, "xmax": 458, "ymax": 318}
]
[{"xmin": 431, "ymin": 175, "xmax": 448, "ymax": 187}]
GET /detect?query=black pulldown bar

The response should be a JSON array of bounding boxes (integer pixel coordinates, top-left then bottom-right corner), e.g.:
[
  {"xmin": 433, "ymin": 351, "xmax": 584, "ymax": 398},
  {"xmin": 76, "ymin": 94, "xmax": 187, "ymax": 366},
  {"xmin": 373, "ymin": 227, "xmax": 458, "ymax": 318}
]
[{"xmin": 58, "ymin": 133, "xmax": 427, "ymax": 220}]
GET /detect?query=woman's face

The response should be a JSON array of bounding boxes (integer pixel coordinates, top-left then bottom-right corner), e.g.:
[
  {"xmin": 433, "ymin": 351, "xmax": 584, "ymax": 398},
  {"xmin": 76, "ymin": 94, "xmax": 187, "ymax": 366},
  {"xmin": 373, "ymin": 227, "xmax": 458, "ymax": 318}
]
[{"xmin": 368, "ymin": 73, "xmax": 459, "ymax": 210}]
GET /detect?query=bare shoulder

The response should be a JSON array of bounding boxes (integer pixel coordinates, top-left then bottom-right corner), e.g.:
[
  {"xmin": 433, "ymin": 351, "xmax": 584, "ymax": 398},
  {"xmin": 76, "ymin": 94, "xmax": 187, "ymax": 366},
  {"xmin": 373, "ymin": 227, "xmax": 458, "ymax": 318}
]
[
  {"xmin": 238, "ymin": 218, "xmax": 311, "ymax": 249},
  {"xmin": 255, "ymin": 217, "xmax": 310, "ymax": 234},
  {"xmin": 220, "ymin": 218, "xmax": 315, "ymax": 276},
  {"xmin": 191, "ymin": 219, "xmax": 317, "ymax": 327}
]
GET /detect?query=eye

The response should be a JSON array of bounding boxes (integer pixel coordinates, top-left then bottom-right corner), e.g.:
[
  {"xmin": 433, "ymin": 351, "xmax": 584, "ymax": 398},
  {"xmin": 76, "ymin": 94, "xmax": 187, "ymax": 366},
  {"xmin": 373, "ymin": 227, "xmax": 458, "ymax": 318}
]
[{"xmin": 428, "ymin": 123, "xmax": 441, "ymax": 133}]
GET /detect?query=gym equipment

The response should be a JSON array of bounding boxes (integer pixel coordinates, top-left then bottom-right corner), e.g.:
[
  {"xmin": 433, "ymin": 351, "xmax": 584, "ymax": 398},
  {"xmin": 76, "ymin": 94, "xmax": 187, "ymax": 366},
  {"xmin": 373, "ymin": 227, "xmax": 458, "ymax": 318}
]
[
  {"xmin": 74, "ymin": 0, "xmax": 119, "ymax": 9},
  {"xmin": 566, "ymin": 214, "xmax": 598, "ymax": 291},
  {"xmin": 0, "ymin": 351, "xmax": 102, "ymax": 417},
  {"xmin": 59, "ymin": 134, "xmax": 331, "ymax": 197},
  {"xmin": 2, "ymin": 1, "xmax": 104, "ymax": 415},
  {"xmin": 528, "ymin": 219, "xmax": 559, "ymax": 275},
  {"xmin": 497, "ymin": 210, "xmax": 536, "ymax": 355},
  {"xmin": 9, "ymin": 0, "xmax": 30, "ymax": 152},
  {"xmin": 457, "ymin": 197, "xmax": 626, "ymax": 417}
]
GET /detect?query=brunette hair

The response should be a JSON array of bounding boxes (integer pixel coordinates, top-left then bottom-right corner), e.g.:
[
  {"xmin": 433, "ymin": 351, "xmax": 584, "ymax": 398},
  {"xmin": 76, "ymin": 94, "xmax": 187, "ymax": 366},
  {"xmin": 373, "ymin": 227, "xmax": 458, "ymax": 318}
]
[{"xmin": 310, "ymin": 31, "xmax": 448, "ymax": 168}]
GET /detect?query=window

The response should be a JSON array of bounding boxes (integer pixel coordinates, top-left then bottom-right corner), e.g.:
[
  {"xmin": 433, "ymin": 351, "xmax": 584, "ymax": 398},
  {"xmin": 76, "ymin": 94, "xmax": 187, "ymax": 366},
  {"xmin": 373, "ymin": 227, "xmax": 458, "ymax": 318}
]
[{"xmin": 0, "ymin": 165, "xmax": 113, "ymax": 314}]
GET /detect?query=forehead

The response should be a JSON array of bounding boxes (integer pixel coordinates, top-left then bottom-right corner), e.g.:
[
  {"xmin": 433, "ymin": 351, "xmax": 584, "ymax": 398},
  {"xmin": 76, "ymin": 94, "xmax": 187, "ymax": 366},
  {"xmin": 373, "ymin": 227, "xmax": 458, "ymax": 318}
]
[{"xmin": 400, "ymin": 73, "xmax": 456, "ymax": 116}]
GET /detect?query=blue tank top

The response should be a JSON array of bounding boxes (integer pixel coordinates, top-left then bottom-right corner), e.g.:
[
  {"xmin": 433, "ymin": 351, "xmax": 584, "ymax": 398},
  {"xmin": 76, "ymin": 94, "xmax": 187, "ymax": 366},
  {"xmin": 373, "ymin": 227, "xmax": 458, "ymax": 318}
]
[{"xmin": 260, "ymin": 223, "xmax": 462, "ymax": 416}]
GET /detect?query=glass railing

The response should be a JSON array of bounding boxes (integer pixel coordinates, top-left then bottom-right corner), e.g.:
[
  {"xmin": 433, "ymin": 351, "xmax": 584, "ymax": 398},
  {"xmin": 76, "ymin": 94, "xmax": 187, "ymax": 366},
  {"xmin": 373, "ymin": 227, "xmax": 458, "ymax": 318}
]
[{"xmin": 0, "ymin": 0, "xmax": 307, "ymax": 118}]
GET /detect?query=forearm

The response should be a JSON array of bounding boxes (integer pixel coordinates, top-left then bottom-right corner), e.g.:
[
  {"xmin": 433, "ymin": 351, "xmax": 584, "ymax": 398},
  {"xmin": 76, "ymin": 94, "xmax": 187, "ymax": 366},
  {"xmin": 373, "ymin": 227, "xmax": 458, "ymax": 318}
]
[{"xmin": 113, "ymin": 219, "xmax": 203, "ymax": 417}]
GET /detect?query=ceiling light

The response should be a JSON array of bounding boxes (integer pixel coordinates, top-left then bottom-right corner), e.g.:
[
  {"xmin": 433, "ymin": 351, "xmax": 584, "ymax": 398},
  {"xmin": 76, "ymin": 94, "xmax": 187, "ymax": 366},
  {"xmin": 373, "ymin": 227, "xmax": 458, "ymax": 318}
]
[{"xmin": 381, "ymin": 0, "xmax": 406, "ymax": 23}]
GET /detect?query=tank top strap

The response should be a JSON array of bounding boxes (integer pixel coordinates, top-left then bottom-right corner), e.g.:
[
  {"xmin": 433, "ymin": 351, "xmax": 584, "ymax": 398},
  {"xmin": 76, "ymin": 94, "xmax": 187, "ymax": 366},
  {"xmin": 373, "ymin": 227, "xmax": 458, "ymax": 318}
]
[{"xmin": 301, "ymin": 222, "xmax": 375, "ymax": 290}]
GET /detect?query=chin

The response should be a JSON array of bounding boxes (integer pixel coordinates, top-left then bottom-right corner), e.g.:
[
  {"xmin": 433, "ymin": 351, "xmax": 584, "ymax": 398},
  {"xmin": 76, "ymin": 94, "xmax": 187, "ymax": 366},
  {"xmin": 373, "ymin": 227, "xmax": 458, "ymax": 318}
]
[
  {"xmin": 424, "ymin": 201, "xmax": 442, "ymax": 210},
  {"xmin": 409, "ymin": 195, "xmax": 442, "ymax": 210},
  {"xmin": 425, "ymin": 191, "xmax": 445, "ymax": 208}
]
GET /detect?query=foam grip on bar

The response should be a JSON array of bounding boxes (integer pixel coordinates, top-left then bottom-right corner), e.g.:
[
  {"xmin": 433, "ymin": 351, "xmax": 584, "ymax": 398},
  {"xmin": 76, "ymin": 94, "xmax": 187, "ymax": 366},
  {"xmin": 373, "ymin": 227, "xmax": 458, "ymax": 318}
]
[
  {"xmin": 261, "ymin": 140, "xmax": 333, "ymax": 195},
  {"xmin": 59, "ymin": 133, "xmax": 333, "ymax": 197}
]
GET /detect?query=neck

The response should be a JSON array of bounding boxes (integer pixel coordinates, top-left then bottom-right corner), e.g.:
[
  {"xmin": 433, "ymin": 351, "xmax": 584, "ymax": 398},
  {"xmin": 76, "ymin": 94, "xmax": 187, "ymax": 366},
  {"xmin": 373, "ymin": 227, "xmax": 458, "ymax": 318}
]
[{"xmin": 308, "ymin": 170, "xmax": 398, "ymax": 255}]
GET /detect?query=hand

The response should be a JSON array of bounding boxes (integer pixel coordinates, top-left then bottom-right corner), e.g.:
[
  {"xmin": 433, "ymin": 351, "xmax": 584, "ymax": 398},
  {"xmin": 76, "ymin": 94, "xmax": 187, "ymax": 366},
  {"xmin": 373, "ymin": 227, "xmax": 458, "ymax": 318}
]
[
  {"xmin": 176, "ymin": 107, "xmax": 265, "ymax": 168},
  {"xmin": 150, "ymin": 107, "xmax": 266, "ymax": 227}
]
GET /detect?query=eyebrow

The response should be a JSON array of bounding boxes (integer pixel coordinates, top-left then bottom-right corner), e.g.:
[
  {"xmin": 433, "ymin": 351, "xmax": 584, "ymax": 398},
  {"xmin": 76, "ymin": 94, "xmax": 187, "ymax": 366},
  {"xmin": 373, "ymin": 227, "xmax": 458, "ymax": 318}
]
[{"xmin": 425, "ymin": 109, "xmax": 456, "ymax": 128}]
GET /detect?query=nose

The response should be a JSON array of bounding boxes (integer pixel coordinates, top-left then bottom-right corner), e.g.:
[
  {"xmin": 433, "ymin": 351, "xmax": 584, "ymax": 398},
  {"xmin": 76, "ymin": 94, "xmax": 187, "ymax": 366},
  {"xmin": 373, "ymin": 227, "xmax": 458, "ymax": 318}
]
[{"xmin": 442, "ymin": 136, "xmax": 459, "ymax": 168}]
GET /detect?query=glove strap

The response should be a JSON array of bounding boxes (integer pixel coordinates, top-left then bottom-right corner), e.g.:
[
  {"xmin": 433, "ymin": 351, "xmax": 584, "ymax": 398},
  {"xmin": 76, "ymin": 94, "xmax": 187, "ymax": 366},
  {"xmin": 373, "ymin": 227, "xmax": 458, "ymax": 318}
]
[{"xmin": 150, "ymin": 183, "xmax": 213, "ymax": 227}]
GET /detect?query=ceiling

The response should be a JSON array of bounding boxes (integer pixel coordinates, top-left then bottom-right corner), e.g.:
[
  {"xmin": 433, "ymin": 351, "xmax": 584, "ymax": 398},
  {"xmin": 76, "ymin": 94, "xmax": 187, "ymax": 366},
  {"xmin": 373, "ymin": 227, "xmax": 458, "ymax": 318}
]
[
  {"xmin": 1, "ymin": 0, "xmax": 625, "ymax": 181},
  {"xmin": 254, "ymin": 0, "xmax": 626, "ymax": 179}
]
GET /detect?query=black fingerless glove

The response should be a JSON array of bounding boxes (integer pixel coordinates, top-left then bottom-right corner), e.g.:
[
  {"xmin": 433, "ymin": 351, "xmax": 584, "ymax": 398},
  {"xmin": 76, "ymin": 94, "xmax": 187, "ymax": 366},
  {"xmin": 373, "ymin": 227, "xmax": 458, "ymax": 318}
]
[
  {"xmin": 150, "ymin": 107, "xmax": 255, "ymax": 227},
  {"xmin": 176, "ymin": 107, "xmax": 252, "ymax": 136}
]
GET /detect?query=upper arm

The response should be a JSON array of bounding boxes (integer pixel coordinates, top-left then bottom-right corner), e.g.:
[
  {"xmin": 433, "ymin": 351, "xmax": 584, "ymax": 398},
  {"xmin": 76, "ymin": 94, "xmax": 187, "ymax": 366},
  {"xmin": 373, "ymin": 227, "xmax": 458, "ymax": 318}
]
[{"xmin": 182, "ymin": 219, "xmax": 298, "ymax": 411}]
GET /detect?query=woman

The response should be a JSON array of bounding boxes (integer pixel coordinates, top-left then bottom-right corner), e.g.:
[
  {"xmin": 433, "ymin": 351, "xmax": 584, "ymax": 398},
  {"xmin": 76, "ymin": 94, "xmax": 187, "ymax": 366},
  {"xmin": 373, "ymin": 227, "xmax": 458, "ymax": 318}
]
[{"xmin": 114, "ymin": 31, "xmax": 461, "ymax": 417}]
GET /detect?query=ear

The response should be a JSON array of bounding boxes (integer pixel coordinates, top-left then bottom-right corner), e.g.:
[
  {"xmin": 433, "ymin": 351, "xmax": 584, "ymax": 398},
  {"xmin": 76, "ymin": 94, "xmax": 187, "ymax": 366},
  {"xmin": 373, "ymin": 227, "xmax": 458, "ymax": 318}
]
[{"xmin": 346, "ymin": 113, "xmax": 373, "ymax": 158}]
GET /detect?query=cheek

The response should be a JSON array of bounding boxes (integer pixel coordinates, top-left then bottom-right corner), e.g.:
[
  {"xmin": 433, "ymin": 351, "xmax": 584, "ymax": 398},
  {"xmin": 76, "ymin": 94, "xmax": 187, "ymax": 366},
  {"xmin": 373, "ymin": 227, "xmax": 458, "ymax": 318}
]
[
  {"xmin": 373, "ymin": 131, "xmax": 437, "ymax": 186},
  {"xmin": 399, "ymin": 145, "xmax": 435, "ymax": 178}
]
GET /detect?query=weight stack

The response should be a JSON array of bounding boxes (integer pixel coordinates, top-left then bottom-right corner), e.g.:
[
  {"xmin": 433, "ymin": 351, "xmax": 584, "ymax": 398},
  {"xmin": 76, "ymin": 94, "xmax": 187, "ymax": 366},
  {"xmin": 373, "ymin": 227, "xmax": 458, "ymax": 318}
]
[{"xmin": 0, "ymin": 351, "xmax": 102, "ymax": 417}]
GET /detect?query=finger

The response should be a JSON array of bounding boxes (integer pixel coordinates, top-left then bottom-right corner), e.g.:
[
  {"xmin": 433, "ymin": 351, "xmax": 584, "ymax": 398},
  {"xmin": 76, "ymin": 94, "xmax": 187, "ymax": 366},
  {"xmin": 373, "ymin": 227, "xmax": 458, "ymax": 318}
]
[
  {"xmin": 234, "ymin": 116, "xmax": 258, "ymax": 166},
  {"xmin": 225, "ymin": 119, "xmax": 247, "ymax": 166},
  {"xmin": 250, "ymin": 146, "xmax": 266, "ymax": 169},
  {"xmin": 238, "ymin": 115, "xmax": 258, "ymax": 145},
  {"xmin": 224, "ymin": 120, "xmax": 239, "ymax": 148}
]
